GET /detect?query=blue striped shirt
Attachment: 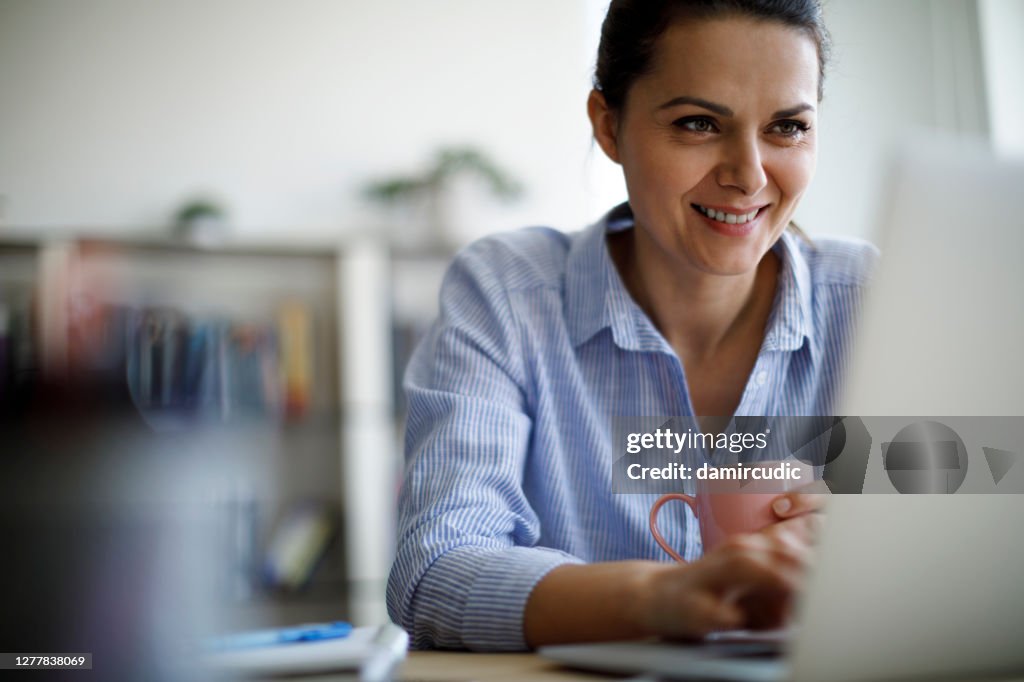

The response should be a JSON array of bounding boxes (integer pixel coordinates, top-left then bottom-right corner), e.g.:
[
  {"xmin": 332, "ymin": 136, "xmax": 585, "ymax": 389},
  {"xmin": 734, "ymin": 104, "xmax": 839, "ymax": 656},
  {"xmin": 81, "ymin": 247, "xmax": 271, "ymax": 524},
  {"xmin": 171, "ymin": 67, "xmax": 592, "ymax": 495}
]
[{"xmin": 386, "ymin": 203, "xmax": 877, "ymax": 651}]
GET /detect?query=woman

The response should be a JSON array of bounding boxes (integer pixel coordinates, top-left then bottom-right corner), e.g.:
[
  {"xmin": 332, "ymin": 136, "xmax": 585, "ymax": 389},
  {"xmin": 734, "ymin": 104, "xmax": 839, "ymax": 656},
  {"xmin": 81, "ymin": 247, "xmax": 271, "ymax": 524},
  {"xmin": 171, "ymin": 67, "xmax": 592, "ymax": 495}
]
[{"xmin": 387, "ymin": 0, "xmax": 876, "ymax": 650}]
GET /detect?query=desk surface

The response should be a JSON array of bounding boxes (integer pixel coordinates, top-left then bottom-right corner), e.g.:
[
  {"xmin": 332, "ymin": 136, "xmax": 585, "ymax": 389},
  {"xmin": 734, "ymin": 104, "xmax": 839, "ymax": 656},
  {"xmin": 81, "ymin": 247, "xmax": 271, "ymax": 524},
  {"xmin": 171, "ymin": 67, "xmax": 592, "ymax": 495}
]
[
  {"xmin": 395, "ymin": 652, "xmax": 1024, "ymax": 682},
  {"xmin": 397, "ymin": 651, "xmax": 617, "ymax": 681},
  {"xmin": 275, "ymin": 650, "xmax": 1024, "ymax": 682},
  {"xmin": 271, "ymin": 651, "xmax": 611, "ymax": 682}
]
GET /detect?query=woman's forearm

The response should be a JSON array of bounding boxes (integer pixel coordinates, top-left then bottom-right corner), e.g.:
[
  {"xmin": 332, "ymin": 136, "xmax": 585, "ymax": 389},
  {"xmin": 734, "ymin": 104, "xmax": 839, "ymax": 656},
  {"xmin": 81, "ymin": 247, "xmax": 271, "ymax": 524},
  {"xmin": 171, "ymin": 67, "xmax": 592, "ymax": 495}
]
[
  {"xmin": 523, "ymin": 560, "xmax": 665, "ymax": 647},
  {"xmin": 524, "ymin": 525, "xmax": 813, "ymax": 648}
]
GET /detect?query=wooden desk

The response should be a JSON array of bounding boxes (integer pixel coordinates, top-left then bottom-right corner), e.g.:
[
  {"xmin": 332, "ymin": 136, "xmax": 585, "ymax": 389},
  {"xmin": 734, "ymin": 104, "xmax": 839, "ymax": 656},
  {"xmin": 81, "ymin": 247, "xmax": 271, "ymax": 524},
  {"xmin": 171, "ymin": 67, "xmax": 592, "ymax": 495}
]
[
  {"xmin": 395, "ymin": 652, "xmax": 1024, "ymax": 682},
  {"xmin": 397, "ymin": 651, "xmax": 616, "ymax": 681},
  {"xmin": 285, "ymin": 650, "xmax": 1024, "ymax": 682}
]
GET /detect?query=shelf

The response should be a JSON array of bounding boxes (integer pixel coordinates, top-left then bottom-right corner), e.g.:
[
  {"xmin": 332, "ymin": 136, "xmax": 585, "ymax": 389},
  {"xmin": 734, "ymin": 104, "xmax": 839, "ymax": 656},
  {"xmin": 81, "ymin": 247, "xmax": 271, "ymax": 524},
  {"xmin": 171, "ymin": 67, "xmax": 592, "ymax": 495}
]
[
  {"xmin": 0, "ymin": 231, "xmax": 345, "ymax": 258},
  {"xmin": 0, "ymin": 234, "xmax": 401, "ymax": 627}
]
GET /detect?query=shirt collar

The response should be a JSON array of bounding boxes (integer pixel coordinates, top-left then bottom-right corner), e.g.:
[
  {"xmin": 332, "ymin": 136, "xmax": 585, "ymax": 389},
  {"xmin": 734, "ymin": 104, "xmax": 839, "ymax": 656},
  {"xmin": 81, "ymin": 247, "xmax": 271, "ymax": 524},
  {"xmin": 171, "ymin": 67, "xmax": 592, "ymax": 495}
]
[
  {"xmin": 565, "ymin": 203, "xmax": 815, "ymax": 354},
  {"xmin": 764, "ymin": 229, "xmax": 816, "ymax": 353},
  {"xmin": 566, "ymin": 203, "xmax": 656, "ymax": 350}
]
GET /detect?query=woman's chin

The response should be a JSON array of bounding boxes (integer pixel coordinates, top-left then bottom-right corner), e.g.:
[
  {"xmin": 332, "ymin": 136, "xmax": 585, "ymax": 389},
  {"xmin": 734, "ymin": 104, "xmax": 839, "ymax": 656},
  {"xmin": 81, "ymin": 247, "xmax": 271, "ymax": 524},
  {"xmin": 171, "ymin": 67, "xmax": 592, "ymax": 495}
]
[{"xmin": 690, "ymin": 245, "xmax": 771, "ymax": 277}]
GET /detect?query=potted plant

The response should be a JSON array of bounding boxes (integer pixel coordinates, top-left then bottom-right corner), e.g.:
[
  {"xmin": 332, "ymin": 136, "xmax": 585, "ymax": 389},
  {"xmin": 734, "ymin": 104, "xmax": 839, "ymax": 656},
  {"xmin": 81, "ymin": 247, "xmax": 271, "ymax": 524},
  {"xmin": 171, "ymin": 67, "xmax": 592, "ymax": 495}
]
[
  {"xmin": 363, "ymin": 146, "xmax": 523, "ymax": 249},
  {"xmin": 173, "ymin": 197, "xmax": 227, "ymax": 246}
]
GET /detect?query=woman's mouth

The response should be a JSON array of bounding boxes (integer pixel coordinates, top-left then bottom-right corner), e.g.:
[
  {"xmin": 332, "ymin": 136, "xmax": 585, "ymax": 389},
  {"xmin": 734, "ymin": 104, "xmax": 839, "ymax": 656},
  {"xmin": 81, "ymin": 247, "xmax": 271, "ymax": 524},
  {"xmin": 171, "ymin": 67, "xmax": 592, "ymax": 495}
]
[{"xmin": 691, "ymin": 203, "xmax": 764, "ymax": 225}]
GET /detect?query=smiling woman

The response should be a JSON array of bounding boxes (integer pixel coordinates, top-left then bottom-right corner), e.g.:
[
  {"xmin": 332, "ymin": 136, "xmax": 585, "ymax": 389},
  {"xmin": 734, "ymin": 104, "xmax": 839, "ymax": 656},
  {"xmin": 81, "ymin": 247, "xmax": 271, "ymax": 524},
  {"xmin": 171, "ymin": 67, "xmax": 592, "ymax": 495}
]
[
  {"xmin": 592, "ymin": 16, "xmax": 820, "ymax": 273},
  {"xmin": 387, "ymin": 0, "xmax": 877, "ymax": 651}
]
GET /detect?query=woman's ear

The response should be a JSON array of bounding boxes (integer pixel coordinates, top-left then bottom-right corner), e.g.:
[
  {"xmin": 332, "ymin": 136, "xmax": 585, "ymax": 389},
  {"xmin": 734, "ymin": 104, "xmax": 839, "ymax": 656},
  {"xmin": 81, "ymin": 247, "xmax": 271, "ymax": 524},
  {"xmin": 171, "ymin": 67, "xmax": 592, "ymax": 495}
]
[{"xmin": 587, "ymin": 89, "xmax": 621, "ymax": 164}]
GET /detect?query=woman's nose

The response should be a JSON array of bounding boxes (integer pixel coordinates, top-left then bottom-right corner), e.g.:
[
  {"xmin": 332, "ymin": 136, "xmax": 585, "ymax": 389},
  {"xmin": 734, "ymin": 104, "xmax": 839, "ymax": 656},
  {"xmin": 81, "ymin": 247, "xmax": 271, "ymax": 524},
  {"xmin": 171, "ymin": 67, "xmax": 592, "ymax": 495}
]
[{"xmin": 716, "ymin": 134, "xmax": 768, "ymax": 196}]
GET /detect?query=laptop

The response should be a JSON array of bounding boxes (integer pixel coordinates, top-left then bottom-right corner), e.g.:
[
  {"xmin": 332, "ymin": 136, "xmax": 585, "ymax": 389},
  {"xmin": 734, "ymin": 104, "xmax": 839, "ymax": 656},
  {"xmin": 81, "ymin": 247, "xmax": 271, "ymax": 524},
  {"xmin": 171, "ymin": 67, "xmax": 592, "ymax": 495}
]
[{"xmin": 539, "ymin": 136, "xmax": 1024, "ymax": 681}]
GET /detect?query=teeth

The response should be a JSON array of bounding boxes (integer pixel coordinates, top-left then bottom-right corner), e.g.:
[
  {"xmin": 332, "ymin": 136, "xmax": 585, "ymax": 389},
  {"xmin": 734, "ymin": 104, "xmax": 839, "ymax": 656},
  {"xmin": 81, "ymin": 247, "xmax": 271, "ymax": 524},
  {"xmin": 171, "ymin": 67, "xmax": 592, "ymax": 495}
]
[{"xmin": 695, "ymin": 204, "xmax": 760, "ymax": 225}]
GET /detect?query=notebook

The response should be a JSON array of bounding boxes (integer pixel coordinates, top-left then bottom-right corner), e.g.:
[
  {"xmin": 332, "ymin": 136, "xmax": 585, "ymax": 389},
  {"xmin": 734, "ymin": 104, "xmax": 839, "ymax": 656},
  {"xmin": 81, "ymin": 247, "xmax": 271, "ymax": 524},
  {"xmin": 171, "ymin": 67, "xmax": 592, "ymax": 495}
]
[{"xmin": 201, "ymin": 623, "xmax": 408, "ymax": 680}]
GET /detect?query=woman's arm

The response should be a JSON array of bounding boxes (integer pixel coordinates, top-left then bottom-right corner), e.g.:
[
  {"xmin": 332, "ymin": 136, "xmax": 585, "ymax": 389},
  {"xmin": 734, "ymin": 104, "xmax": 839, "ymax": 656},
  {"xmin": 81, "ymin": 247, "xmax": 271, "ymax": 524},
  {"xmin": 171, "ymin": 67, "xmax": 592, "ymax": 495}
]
[
  {"xmin": 524, "ymin": 560, "xmax": 742, "ymax": 645},
  {"xmin": 524, "ymin": 492, "xmax": 825, "ymax": 646},
  {"xmin": 387, "ymin": 239, "xmax": 586, "ymax": 651}
]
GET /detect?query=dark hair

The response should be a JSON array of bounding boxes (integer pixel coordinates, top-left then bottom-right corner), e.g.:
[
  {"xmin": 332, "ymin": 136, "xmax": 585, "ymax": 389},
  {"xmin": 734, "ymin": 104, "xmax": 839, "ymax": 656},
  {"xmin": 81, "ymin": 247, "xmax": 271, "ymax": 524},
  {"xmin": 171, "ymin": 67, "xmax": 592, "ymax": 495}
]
[{"xmin": 594, "ymin": 0, "xmax": 832, "ymax": 111}]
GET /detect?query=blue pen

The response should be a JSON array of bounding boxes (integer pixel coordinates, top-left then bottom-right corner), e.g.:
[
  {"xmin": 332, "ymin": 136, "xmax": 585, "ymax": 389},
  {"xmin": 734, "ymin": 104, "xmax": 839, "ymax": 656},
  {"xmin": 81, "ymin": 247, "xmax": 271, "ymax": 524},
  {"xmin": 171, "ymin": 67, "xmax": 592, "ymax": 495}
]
[{"xmin": 206, "ymin": 621, "xmax": 353, "ymax": 651}]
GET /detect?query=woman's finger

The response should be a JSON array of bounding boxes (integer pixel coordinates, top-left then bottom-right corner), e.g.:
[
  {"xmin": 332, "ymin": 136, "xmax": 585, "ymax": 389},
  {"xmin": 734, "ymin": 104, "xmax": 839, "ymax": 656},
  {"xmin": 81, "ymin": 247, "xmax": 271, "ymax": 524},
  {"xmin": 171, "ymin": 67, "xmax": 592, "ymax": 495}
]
[
  {"xmin": 760, "ymin": 519, "xmax": 819, "ymax": 563},
  {"xmin": 771, "ymin": 488, "xmax": 829, "ymax": 519},
  {"xmin": 704, "ymin": 536, "xmax": 805, "ymax": 595}
]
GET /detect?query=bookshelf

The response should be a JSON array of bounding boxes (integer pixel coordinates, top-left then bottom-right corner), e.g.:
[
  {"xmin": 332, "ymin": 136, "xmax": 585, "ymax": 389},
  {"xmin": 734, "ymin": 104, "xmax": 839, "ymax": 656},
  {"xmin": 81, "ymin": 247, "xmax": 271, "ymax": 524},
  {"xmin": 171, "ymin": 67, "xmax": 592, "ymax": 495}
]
[{"xmin": 0, "ymin": 234, "xmax": 397, "ymax": 629}]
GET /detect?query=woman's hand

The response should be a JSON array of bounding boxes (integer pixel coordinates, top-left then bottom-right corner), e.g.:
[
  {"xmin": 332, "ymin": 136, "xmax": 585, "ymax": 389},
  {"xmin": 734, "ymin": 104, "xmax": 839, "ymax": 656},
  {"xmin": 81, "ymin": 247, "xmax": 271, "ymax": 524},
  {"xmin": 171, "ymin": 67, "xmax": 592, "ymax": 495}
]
[
  {"xmin": 525, "ymin": 533, "xmax": 810, "ymax": 647},
  {"xmin": 636, "ymin": 486, "xmax": 829, "ymax": 639},
  {"xmin": 525, "ymin": 488, "xmax": 830, "ymax": 647},
  {"xmin": 768, "ymin": 482, "xmax": 830, "ymax": 545},
  {"xmin": 637, "ymin": 526, "xmax": 812, "ymax": 639}
]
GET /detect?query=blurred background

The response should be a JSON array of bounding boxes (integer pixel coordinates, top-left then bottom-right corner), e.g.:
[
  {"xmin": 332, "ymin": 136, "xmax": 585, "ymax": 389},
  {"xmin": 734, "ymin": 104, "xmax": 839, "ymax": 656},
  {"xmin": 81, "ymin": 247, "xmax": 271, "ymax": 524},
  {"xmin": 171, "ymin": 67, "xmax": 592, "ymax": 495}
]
[{"xmin": 0, "ymin": 0, "xmax": 1021, "ymax": 671}]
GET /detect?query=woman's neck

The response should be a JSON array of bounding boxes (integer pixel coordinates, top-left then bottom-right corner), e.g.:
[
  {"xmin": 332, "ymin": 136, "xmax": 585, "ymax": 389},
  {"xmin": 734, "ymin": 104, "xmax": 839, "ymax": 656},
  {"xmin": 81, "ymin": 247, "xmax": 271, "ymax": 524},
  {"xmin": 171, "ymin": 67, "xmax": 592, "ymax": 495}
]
[{"xmin": 608, "ymin": 227, "xmax": 779, "ymax": 364}]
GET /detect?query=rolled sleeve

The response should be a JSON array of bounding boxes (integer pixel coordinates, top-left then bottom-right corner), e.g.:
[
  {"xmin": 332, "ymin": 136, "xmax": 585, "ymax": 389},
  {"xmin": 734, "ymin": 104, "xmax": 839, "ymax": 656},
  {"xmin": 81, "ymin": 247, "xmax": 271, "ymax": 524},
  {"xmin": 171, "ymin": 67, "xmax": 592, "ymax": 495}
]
[
  {"xmin": 403, "ymin": 545, "xmax": 583, "ymax": 651},
  {"xmin": 386, "ymin": 242, "xmax": 583, "ymax": 650}
]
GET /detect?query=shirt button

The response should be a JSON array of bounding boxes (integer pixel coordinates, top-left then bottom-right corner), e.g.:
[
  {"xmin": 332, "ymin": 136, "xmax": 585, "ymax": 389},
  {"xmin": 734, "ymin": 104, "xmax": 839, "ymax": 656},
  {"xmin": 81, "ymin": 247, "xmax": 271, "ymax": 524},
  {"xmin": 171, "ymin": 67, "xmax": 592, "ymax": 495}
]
[{"xmin": 755, "ymin": 371, "xmax": 768, "ymax": 386}]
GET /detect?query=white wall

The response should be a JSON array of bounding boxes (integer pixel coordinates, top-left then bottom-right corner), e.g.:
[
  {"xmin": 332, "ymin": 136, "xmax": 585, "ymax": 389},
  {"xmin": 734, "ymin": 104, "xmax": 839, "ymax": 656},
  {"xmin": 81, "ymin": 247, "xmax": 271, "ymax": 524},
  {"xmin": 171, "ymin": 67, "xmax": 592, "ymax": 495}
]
[
  {"xmin": 979, "ymin": 0, "xmax": 1024, "ymax": 157},
  {"xmin": 0, "ymin": 0, "xmax": 595, "ymax": 240},
  {"xmin": 0, "ymin": 0, "xmax": 1013, "ymax": 244},
  {"xmin": 794, "ymin": 0, "xmax": 989, "ymax": 242}
]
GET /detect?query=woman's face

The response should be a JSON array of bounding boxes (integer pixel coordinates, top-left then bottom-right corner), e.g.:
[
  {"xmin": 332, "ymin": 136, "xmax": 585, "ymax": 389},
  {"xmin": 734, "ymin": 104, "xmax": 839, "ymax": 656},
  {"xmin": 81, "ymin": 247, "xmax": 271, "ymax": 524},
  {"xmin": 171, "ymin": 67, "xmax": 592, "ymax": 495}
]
[{"xmin": 593, "ymin": 16, "xmax": 820, "ymax": 277}]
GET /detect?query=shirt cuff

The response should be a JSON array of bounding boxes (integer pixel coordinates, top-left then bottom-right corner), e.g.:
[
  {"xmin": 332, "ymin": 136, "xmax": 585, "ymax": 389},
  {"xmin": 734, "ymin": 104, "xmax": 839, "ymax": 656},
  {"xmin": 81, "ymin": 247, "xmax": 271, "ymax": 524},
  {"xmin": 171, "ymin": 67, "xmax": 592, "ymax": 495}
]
[
  {"xmin": 410, "ymin": 544, "xmax": 583, "ymax": 651},
  {"xmin": 462, "ymin": 546, "xmax": 583, "ymax": 651}
]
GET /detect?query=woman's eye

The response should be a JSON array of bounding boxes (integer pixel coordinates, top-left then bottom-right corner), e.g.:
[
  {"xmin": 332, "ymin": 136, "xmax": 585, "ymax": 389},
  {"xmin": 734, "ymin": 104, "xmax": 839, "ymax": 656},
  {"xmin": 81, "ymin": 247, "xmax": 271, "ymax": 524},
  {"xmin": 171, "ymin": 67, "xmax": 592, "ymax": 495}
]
[
  {"xmin": 770, "ymin": 120, "xmax": 810, "ymax": 137},
  {"xmin": 674, "ymin": 117, "xmax": 717, "ymax": 133}
]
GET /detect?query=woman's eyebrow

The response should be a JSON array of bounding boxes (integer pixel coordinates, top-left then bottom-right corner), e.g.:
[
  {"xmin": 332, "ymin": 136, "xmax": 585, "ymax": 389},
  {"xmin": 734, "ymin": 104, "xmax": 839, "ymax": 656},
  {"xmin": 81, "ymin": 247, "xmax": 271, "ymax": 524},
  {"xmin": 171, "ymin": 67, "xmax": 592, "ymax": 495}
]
[
  {"xmin": 657, "ymin": 96, "xmax": 816, "ymax": 120},
  {"xmin": 658, "ymin": 95, "xmax": 732, "ymax": 116},
  {"xmin": 771, "ymin": 103, "xmax": 816, "ymax": 118}
]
